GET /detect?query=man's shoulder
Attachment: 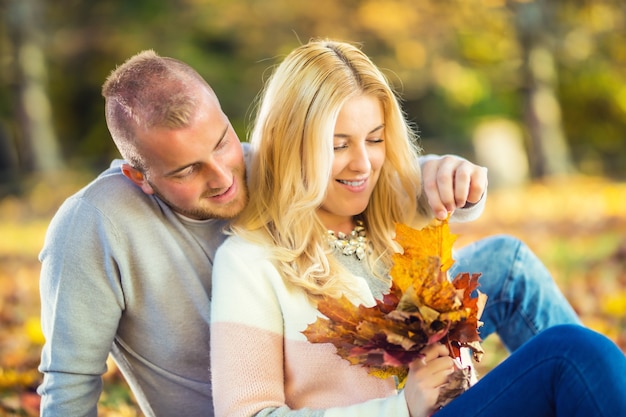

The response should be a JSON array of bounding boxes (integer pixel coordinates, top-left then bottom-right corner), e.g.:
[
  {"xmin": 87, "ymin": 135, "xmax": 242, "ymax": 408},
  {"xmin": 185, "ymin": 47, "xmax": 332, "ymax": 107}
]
[
  {"xmin": 52, "ymin": 161, "xmax": 158, "ymax": 227},
  {"xmin": 74, "ymin": 161, "xmax": 148, "ymax": 204}
]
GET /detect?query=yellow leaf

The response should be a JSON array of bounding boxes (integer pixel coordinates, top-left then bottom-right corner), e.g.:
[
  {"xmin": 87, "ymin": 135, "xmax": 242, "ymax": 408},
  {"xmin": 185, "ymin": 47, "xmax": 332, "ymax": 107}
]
[
  {"xmin": 393, "ymin": 219, "xmax": 457, "ymax": 272},
  {"xmin": 25, "ymin": 317, "xmax": 45, "ymax": 346}
]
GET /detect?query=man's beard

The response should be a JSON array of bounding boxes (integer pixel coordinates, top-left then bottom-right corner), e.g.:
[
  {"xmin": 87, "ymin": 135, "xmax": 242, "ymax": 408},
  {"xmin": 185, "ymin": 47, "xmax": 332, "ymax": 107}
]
[{"xmin": 148, "ymin": 174, "xmax": 248, "ymax": 221}]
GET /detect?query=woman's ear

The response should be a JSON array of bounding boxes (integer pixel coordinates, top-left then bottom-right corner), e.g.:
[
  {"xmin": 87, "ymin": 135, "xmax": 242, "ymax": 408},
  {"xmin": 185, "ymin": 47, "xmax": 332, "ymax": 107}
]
[{"xmin": 121, "ymin": 163, "xmax": 154, "ymax": 195}]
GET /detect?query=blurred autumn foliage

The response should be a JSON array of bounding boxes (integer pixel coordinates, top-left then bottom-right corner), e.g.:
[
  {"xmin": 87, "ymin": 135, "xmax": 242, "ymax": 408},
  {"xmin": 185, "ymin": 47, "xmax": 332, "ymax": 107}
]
[
  {"xmin": 1, "ymin": 173, "xmax": 625, "ymax": 416},
  {"xmin": 1, "ymin": 0, "xmax": 626, "ymax": 183}
]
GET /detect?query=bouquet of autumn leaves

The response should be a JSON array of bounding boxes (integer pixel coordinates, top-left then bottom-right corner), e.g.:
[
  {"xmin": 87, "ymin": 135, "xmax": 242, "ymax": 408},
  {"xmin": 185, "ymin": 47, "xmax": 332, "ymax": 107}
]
[{"xmin": 303, "ymin": 218, "xmax": 487, "ymax": 407}]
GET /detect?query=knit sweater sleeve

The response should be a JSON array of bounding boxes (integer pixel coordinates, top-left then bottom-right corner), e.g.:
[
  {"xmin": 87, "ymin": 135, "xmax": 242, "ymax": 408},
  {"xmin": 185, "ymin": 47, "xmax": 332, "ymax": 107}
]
[
  {"xmin": 38, "ymin": 193, "xmax": 125, "ymax": 417},
  {"xmin": 210, "ymin": 237, "xmax": 411, "ymax": 417}
]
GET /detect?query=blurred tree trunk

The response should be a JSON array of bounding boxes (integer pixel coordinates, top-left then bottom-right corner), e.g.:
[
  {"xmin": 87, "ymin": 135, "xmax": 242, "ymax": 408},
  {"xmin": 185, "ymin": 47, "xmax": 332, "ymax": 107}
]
[
  {"xmin": 0, "ymin": 124, "xmax": 21, "ymax": 196},
  {"xmin": 513, "ymin": 0, "xmax": 574, "ymax": 178},
  {"xmin": 6, "ymin": 0, "xmax": 63, "ymax": 174}
]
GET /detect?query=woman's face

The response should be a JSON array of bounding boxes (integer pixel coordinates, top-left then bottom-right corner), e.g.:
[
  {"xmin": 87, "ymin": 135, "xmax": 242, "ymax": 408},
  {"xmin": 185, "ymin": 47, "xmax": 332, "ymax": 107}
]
[{"xmin": 317, "ymin": 94, "xmax": 386, "ymax": 233}]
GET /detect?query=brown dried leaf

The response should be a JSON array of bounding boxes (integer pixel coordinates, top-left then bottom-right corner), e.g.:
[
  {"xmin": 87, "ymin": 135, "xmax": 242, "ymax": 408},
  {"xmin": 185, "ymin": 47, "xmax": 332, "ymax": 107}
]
[{"xmin": 436, "ymin": 365, "xmax": 472, "ymax": 408}]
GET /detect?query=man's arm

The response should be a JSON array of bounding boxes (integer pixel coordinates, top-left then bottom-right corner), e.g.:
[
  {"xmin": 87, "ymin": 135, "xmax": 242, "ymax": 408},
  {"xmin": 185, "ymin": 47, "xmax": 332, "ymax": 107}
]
[
  {"xmin": 419, "ymin": 154, "xmax": 488, "ymax": 221},
  {"xmin": 38, "ymin": 196, "xmax": 124, "ymax": 417}
]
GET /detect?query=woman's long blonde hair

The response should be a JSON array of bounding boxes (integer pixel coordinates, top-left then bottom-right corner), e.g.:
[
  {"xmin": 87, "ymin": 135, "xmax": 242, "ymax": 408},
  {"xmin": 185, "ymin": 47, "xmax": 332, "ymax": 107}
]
[{"xmin": 232, "ymin": 39, "xmax": 424, "ymax": 298}]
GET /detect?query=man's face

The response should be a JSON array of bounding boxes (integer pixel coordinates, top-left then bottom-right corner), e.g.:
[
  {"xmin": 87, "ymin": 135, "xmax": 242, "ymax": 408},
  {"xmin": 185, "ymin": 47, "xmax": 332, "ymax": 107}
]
[{"xmin": 132, "ymin": 91, "xmax": 248, "ymax": 220}]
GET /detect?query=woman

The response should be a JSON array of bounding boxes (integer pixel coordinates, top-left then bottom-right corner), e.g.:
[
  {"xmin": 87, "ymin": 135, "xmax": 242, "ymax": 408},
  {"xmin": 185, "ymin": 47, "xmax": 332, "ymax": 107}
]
[{"xmin": 210, "ymin": 39, "xmax": 626, "ymax": 417}]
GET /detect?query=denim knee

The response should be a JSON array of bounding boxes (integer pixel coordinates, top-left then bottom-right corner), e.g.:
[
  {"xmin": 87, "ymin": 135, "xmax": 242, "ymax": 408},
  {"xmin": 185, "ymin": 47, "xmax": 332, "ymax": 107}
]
[{"xmin": 538, "ymin": 324, "xmax": 610, "ymax": 348}]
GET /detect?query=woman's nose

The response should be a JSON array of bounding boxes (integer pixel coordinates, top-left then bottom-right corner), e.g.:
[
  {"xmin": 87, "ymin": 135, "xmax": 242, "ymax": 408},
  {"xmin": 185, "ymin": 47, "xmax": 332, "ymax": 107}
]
[{"xmin": 348, "ymin": 143, "xmax": 372, "ymax": 173}]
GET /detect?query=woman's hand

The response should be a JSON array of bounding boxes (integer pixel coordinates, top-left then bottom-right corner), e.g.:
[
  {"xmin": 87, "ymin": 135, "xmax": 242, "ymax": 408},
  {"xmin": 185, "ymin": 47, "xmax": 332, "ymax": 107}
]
[{"xmin": 404, "ymin": 343, "xmax": 455, "ymax": 417}]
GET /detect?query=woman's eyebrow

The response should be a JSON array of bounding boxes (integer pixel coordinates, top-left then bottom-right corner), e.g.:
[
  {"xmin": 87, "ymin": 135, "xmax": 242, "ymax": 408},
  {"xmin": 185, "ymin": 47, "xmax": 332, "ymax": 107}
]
[{"xmin": 334, "ymin": 124, "xmax": 385, "ymax": 138}]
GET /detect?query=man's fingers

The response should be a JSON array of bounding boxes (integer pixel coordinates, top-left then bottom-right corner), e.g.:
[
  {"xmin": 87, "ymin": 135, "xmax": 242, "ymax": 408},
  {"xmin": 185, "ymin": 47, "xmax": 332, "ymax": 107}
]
[
  {"xmin": 466, "ymin": 166, "xmax": 488, "ymax": 204},
  {"xmin": 453, "ymin": 166, "xmax": 471, "ymax": 208},
  {"xmin": 421, "ymin": 156, "xmax": 487, "ymax": 219}
]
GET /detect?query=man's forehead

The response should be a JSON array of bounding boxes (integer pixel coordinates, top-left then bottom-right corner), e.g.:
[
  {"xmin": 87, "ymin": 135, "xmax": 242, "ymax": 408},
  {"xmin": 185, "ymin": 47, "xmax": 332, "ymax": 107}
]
[{"xmin": 140, "ymin": 114, "xmax": 230, "ymax": 170}]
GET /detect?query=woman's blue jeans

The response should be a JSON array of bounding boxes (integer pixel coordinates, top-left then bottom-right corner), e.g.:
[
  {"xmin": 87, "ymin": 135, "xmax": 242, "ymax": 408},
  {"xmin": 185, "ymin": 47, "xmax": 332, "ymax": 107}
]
[
  {"xmin": 436, "ymin": 324, "xmax": 626, "ymax": 416},
  {"xmin": 450, "ymin": 235, "xmax": 581, "ymax": 351},
  {"xmin": 444, "ymin": 236, "xmax": 626, "ymax": 415}
]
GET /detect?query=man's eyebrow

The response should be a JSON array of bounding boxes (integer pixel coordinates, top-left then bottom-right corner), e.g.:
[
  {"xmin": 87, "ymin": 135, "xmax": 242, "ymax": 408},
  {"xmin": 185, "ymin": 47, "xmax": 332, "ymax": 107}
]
[
  {"xmin": 334, "ymin": 124, "xmax": 385, "ymax": 138},
  {"xmin": 164, "ymin": 124, "xmax": 229, "ymax": 177}
]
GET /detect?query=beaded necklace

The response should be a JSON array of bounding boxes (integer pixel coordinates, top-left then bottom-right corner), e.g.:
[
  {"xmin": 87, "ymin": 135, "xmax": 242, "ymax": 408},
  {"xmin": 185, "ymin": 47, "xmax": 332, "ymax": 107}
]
[{"xmin": 326, "ymin": 220, "xmax": 368, "ymax": 261}]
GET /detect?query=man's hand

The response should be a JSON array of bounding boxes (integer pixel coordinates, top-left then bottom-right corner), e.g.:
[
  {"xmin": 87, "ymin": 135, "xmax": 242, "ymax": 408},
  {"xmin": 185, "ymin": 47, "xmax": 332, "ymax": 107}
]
[{"xmin": 422, "ymin": 155, "xmax": 488, "ymax": 220}]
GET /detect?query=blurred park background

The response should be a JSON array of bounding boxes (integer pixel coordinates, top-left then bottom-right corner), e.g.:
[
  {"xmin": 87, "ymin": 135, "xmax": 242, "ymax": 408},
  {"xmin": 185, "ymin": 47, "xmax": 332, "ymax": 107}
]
[{"xmin": 1, "ymin": 0, "xmax": 625, "ymax": 415}]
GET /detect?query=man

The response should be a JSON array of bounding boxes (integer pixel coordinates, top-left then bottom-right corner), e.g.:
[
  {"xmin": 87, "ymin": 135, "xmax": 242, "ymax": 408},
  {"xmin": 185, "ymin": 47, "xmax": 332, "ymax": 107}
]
[{"xmin": 38, "ymin": 50, "xmax": 579, "ymax": 417}]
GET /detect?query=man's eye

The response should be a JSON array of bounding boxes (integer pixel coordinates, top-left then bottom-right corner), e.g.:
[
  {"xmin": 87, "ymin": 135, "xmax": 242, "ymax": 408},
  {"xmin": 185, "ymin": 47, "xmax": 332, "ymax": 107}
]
[
  {"xmin": 174, "ymin": 166, "xmax": 196, "ymax": 178},
  {"xmin": 216, "ymin": 136, "xmax": 229, "ymax": 150}
]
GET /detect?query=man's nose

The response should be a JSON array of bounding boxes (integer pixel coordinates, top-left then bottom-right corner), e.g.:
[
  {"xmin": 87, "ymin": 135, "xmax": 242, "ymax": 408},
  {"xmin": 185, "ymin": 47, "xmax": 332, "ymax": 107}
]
[{"xmin": 205, "ymin": 161, "xmax": 230, "ymax": 189}]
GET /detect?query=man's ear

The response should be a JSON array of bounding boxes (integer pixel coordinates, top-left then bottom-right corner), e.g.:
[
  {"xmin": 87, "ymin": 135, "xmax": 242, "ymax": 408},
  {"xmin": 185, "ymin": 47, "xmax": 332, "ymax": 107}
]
[{"xmin": 121, "ymin": 163, "xmax": 154, "ymax": 195}]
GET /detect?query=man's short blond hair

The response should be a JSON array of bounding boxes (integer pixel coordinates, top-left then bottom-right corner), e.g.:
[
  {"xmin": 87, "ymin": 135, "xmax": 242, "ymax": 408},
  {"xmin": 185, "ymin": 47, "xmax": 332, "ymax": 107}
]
[{"xmin": 102, "ymin": 50, "xmax": 215, "ymax": 170}]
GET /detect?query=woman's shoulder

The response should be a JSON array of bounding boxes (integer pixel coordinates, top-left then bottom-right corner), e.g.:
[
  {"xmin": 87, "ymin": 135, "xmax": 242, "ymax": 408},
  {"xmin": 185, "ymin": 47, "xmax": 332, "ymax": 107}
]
[
  {"xmin": 215, "ymin": 233, "xmax": 272, "ymax": 263},
  {"xmin": 212, "ymin": 233, "xmax": 287, "ymax": 303}
]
